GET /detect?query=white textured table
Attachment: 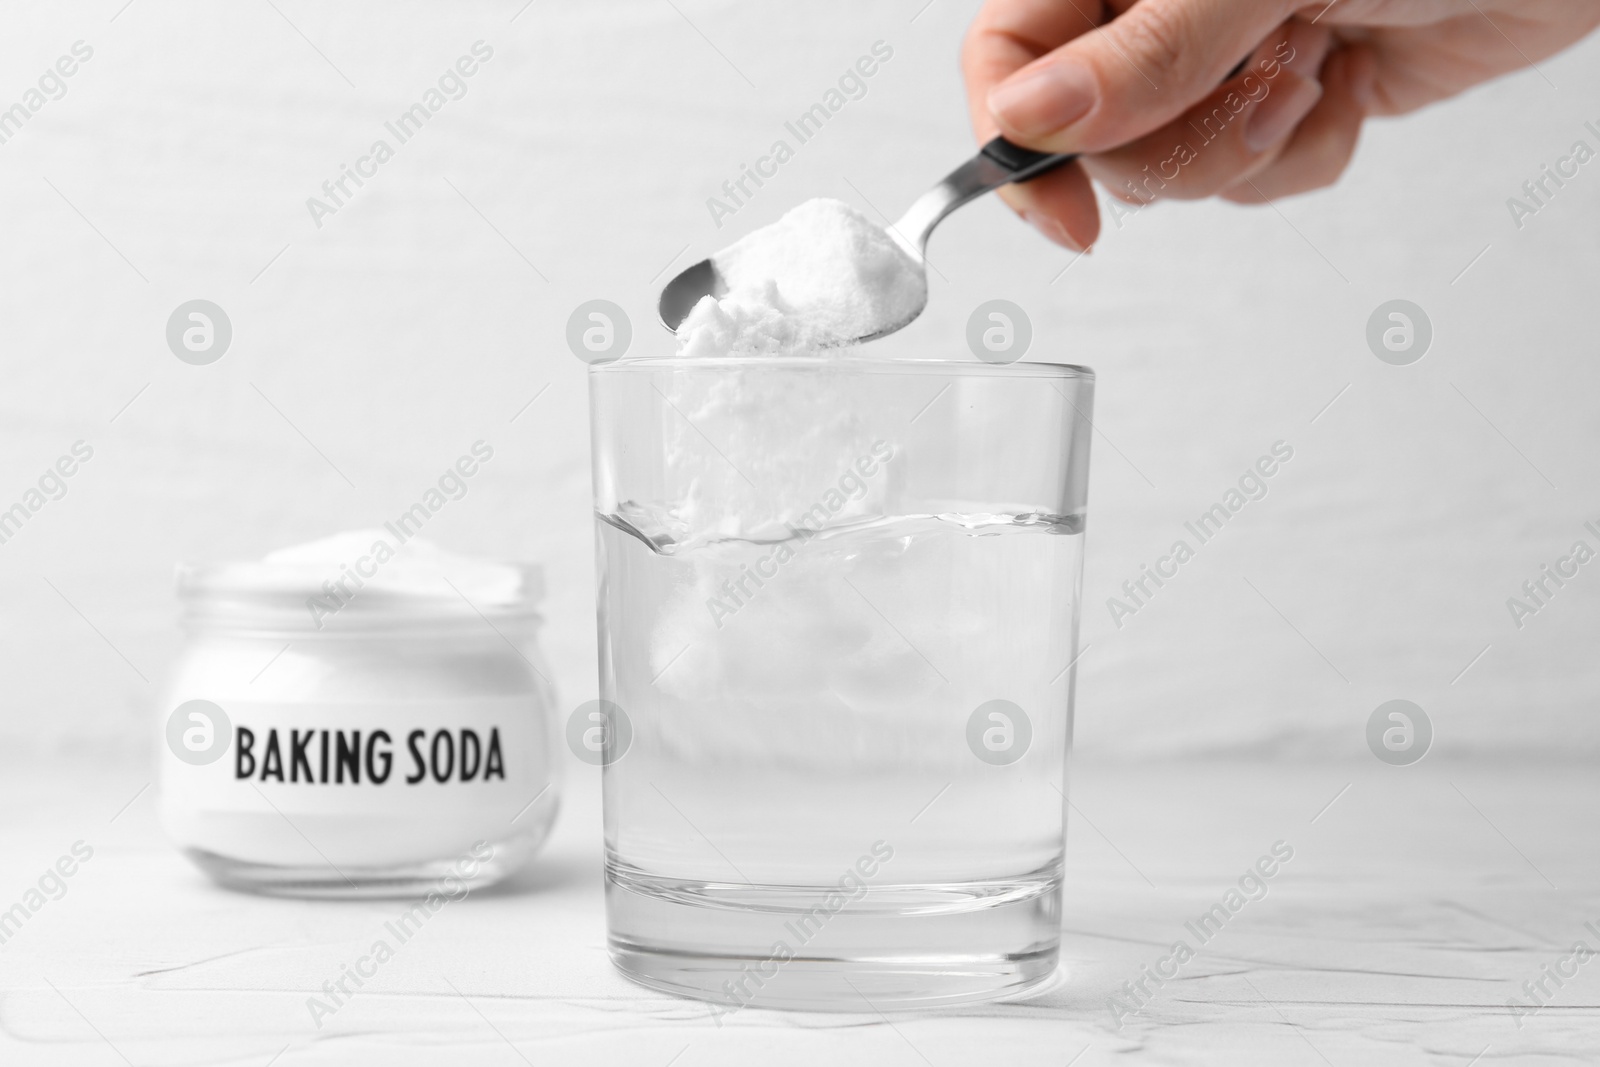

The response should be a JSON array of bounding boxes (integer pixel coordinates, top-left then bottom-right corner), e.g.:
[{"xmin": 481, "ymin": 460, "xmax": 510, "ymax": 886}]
[{"xmin": 1, "ymin": 754, "xmax": 1594, "ymax": 1066}]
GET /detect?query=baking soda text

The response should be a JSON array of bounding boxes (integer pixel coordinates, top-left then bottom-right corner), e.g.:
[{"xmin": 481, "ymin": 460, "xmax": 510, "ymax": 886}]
[{"xmin": 235, "ymin": 726, "xmax": 507, "ymax": 785}]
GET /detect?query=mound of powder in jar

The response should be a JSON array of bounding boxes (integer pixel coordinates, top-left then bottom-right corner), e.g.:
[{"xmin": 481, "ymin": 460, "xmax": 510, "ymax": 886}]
[
  {"xmin": 675, "ymin": 198, "xmax": 926, "ymax": 357},
  {"xmin": 260, "ymin": 529, "xmax": 534, "ymax": 610}
]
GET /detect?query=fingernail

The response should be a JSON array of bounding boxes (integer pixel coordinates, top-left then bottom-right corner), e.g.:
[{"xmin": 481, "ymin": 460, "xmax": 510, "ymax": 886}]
[
  {"xmin": 1244, "ymin": 73, "xmax": 1321, "ymax": 153},
  {"xmin": 988, "ymin": 61, "xmax": 1097, "ymax": 140},
  {"xmin": 1023, "ymin": 210, "xmax": 1085, "ymax": 252}
]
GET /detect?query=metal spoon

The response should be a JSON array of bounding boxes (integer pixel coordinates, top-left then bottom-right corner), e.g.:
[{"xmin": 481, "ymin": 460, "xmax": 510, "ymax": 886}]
[{"xmin": 657, "ymin": 137, "xmax": 1076, "ymax": 339}]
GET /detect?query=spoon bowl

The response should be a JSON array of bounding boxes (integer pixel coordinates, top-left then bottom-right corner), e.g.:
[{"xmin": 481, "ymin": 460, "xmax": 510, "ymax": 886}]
[
  {"xmin": 657, "ymin": 137, "xmax": 1075, "ymax": 340},
  {"xmin": 657, "ymin": 259, "xmax": 725, "ymax": 335}
]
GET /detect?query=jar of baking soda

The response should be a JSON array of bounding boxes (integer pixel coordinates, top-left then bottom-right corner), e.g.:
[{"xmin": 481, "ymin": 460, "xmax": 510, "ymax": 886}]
[{"xmin": 158, "ymin": 530, "xmax": 560, "ymax": 897}]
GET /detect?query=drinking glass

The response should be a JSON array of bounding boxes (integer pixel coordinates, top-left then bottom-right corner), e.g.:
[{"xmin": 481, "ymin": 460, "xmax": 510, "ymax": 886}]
[{"xmin": 587, "ymin": 355, "xmax": 1093, "ymax": 1010}]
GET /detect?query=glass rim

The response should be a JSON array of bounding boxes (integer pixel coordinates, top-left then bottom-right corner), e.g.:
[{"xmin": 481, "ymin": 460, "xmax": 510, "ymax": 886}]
[{"xmin": 589, "ymin": 355, "xmax": 1094, "ymax": 379}]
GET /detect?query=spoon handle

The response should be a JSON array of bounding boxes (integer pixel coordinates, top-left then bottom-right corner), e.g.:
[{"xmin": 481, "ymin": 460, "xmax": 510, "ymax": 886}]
[
  {"xmin": 891, "ymin": 138, "xmax": 1080, "ymax": 258},
  {"xmin": 978, "ymin": 137, "xmax": 1078, "ymax": 184}
]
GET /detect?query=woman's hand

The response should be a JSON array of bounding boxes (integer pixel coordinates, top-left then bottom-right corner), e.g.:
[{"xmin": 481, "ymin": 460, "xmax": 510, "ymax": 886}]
[{"xmin": 962, "ymin": 0, "xmax": 1600, "ymax": 250}]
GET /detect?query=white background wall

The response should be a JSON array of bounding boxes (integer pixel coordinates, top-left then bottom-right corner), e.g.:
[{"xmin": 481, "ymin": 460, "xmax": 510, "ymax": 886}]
[{"xmin": 1, "ymin": 0, "xmax": 1596, "ymax": 762}]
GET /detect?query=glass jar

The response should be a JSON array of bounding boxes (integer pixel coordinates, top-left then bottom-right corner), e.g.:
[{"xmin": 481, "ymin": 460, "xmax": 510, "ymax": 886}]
[{"xmin": 158, "ymin": 533, "xmax": 561, "ymax": 897}]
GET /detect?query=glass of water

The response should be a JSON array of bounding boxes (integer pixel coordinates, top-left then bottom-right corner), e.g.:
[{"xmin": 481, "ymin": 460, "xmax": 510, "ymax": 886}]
[{"xmin": 587, "ymin": 355, "xmax": 1093, "ymax": 1010}]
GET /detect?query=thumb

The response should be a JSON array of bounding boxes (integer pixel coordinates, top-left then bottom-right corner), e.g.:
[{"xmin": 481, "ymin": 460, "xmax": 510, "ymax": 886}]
[{"xmin": 987, "ymin": 0, "xmax": 1297, "ymax": 154}]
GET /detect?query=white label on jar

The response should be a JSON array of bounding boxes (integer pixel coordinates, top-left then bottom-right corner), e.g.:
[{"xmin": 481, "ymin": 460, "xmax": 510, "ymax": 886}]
[{"xmin": 161, "ymin": 697, "xmax": 550, "ymax": 817}]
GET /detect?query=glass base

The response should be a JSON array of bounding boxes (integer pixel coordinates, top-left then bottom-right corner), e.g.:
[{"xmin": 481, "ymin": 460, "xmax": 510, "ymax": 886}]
[
  {"xmin": 606, "ymin": 860, "xmax": 1061, "ymax": 1012},
  {"xmin": 183, "ymin": 830, "xmax": 550, "ymax": 899}
]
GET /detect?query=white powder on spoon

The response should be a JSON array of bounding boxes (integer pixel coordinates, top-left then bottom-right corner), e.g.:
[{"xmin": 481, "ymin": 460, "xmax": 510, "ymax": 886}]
[{"xmin": 676, "ymin": 198, "xmax": 926, "ymax": 357}]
